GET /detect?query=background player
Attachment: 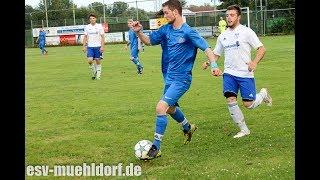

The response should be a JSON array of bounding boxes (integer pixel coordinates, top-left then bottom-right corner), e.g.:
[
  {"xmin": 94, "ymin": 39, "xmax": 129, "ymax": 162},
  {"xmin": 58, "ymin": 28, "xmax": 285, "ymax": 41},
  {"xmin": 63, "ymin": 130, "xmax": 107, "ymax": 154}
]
[
  {"xmin": 82, "ymin": 14, "xmax": 105, "ymax": 80},
  {"xmin": 126, "ymin": 19, "xmax": 144, "ymax": 74},
  {"xmin": 36, "ymin": 28, "xmax": 48, "ymax": 55}
]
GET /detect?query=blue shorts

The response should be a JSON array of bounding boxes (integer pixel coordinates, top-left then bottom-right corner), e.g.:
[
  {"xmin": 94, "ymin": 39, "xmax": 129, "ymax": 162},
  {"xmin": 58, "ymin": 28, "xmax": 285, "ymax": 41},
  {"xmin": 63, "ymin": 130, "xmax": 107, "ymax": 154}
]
[
  {"xmin": 87, "ymin": 47, "xmax": 102, "ymax": 59},
  {"xmin": 161, "ymin": 79, "xmax": 191, "ymax": 106},
  {"xmin": 38, "ymin": 42, "xmax": 45, "ymax": 49},
  {"xmin": 223, "ymin": 73, "xmax": 256, "ymax": 100}
]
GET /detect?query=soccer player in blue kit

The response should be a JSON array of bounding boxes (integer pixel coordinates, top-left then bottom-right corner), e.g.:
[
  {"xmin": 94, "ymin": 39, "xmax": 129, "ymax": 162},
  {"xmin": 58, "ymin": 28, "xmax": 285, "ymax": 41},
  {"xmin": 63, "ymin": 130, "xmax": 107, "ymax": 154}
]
[
  {"xmin": 126, "ymin": 19, "xmax": 144, "ymax": 74},
  {"xmin": 131, "ymin": 0, "xmax": 222, "ymax": 159},
  {"xmin": 36, "ymin": 28, "xmax": 48, "ymax": 55}
]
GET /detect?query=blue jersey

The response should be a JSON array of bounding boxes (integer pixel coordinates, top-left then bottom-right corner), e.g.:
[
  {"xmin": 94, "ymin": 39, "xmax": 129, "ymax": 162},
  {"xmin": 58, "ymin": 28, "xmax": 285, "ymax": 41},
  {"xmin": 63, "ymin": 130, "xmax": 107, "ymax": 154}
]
[
  {"xmin": 160, "ymin": 39, "xmax": 168, "ymax": 77},
  {"xmin": 38, "ymin": 31, "xmax": 46, "ymax": 44},
  {"xmin": 149, "ymin": 23, "xmax": 209, "ymax": 81},
  {"xmin": 128, "ymin": 29, "xmax": 139, "ymax": 57}
]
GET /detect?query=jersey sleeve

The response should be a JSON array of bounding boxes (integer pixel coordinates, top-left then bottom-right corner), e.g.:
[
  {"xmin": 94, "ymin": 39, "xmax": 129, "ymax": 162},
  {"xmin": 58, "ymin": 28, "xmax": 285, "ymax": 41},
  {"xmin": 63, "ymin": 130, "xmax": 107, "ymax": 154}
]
[
  {"xmin": 149, "ymin": 26, "xmax": 165, "ymax": 45},
  {"xmin": 187, "ymin": 28, "xmax": 209, "ymax": 51},
  {"xmin": 213, "ymin": 35, "xmax": 224, "ymax": 56},
  {"xmin": 247, "ymin": 28, "xmax": 263, "ymax": 49}
]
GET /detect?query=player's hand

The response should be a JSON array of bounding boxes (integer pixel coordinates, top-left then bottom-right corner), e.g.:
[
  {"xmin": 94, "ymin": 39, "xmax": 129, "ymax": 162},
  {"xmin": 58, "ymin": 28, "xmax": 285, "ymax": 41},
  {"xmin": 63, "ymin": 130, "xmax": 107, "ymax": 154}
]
[
  {"xmin": 100, "ymin": 47, "xmax": 104, "ymax": 53},
  {"xmin": 202, "ymin": 61, "xmax": 210, "ymax": 70},
  {"xmin": 246, "ymin": 61, "xmax": 257, "ymax": 72},
  {"xmin": 82, "ymin": 46, "xmax": 87, "ymax": 53},
  {"xmin": 211, "ymin": 68, "xmax": 223, "ymax": 76},
  {"xmin": 131, "ymin": 21, "xmax": 142, "ymax": 32}
]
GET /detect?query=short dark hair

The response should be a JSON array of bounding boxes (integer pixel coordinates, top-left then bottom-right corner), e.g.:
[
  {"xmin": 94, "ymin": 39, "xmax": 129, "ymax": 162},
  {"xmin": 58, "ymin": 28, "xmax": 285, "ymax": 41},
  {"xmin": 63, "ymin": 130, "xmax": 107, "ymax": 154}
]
[
  {"xmin": 227, "ymin": 5, "xmax": 241, "ymax": 16},
  {"xmin": 155, "ymin": 9, "xmax": 164, "ymax": 17},
  {"xmin": 162, "ymin": 0, "xmax": 182, "ymax": 15},
  {"xmin": 88, "ymin": 13, "xmax": 97, "ymax": 19}
]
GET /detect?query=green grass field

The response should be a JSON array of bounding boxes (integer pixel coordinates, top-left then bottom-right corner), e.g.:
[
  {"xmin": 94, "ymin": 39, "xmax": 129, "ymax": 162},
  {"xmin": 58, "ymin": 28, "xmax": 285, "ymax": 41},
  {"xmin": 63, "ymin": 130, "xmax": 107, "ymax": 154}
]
[{"xmin": 25, "ymin": 35, "xmax": 294, "ymax": 179}]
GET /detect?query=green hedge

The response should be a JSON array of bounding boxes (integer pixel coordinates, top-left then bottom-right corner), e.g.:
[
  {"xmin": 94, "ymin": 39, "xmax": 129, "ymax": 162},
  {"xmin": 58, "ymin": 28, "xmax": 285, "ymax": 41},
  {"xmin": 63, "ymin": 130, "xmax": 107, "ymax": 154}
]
[{"xmin": 267, "ymin": 17, "xmax": 295, "ymax": 34}]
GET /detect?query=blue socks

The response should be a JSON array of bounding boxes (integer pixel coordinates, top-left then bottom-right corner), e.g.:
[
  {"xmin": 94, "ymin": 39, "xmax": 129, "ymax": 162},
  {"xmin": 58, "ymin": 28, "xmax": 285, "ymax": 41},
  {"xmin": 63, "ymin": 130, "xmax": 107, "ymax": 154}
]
[
  {"xmin": 132, "ymin": 57, "xmax": 143, "ymax": 68},
  {"xmin": 153, "ymin": 115, "xmax": 168, "ymax": 150},
  {"xmin": 169, "ymin": 107, "xmax": 190, "ymax": 132}
]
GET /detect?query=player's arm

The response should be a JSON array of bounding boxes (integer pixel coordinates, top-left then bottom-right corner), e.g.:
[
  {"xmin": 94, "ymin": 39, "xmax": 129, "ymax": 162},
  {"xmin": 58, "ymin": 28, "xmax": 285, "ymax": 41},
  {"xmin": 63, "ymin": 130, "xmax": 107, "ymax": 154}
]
[
  {"xmin": 247, "ymin": 45, "xmax": 266, "ymax": 72},
  {"xmin": 82, "ymin": 34, "xmax": 88, "ymax": 52},
  {"xmin": 100, "ymin": 34, "xmax": 105, "ymax": 52},
  {"xmin": 188, "ymin": 29, "xmax": 222, "ymax": 76},
  {"xmin": 100, "ymin": 26, "xmax": 105, "ymax": 53},
  {"xmin": 204, "ymin": 48, "xmax": 222, "ymax": 76},
  {"xmin": 203, "ymin": 49, "xmax": 220, "ymax": 69},
  {"xmin": 135, "ymin": 31, "xmax": 151, "ymax": 45},
  {"xmin": 247, "ymin": 30, "xmax": 266, "ymax": 72},
  {"xmin": 131, "ymin": 21, "xmax": 151, "ymax": 45}
]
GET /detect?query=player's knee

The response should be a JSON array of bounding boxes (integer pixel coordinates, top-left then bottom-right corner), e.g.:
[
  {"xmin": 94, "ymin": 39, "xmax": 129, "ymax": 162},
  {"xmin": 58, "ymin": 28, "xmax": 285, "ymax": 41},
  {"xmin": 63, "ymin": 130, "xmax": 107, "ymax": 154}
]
[
  {"xmin": 87, "ymin": 59, "xmax": 93, "ymax": 64},
  {"xmin": 224, "ymin": 92, "xmax": 237, "ymax": 103},
  {"xmin": 166, "ymin": 106, "xmax": 176, "ymax": 114},
  {"xmin": 226, "ymin": 96, "xmax": 237, "ymax": 104},
  {"xmin": 243, "ymin": 100, "xmax": 253, "ymax": 108},
  {"xmin": 156, "ymin": 101, "xmax": 168, "ymax": 115}
]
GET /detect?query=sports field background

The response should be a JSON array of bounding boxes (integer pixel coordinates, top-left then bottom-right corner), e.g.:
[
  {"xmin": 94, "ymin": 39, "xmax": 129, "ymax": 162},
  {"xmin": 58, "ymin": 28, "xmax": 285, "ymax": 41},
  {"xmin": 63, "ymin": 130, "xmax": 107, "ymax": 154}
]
[{"xmin": 26, "ymin": 35, "xmax": 294, "ymax": 179}]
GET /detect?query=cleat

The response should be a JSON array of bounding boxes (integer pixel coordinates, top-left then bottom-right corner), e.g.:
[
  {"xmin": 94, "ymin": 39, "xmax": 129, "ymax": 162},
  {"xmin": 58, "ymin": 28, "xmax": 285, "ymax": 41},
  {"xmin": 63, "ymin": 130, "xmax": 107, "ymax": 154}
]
[
  {"xmin": 233, "ymin": 129, "xmax": 250, "ymax": 138},
  {"xmin": 137, "ymin": 66, "xmax": 143, "ymax": 74},
  {"xmin": 96, "ymin": 77, "xmax": 101, "ymax": 80},
  {"xmin": 260, "ymin": 88, "xmax": 272, "ymax": 106},
  {"xmin": 147, "ymin": 145, "xmax": 161, "ymax": 159},
  {"xmin": 184, "ymin": 124, "xmax": 198, "ymax": 145},
  {"xmin": 91, "ymin": 71, "xmax": 97, "ymax": 80}
]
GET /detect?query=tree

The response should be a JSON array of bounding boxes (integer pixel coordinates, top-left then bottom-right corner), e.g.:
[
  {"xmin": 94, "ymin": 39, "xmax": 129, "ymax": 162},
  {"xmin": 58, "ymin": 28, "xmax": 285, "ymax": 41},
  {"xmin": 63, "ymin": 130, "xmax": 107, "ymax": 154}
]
[
  {"xmin": 25, "ymin": 5, "xmax": 35, "ymax": 29},
  {"xmin": 36, "ymin": 0, "xmax": 75, "ymax": 26},
  {"xmin": 75, "ymin": 7, "xmax": 91, "ymax": 23},
  {"xmin": 88, "ymin": 2, "xmax": 104, "ymax": 17},
  {"xmin": 217, "ymin": 0, "xmax": 295, "ymax": 10},
  {"xmin": 217, "ymin": 0, "xmax": 253, "ymax": 9},
  {"xmin": 111, "ymin": 1, "xmax": 129, "ymax": 17},
  {"xmin": 188, "ymin": 4, "xmax": 215, "ymax": 12},
  {"xmin": 179, "ymin": 0, "xmax": 187, "ymax": 7}
]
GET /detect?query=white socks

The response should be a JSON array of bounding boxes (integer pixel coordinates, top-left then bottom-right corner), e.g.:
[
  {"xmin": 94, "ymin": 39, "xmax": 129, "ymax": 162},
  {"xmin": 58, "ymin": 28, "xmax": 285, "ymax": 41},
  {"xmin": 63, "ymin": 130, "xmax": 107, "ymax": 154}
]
[
  {"xmin": 96, "ymin": 64, "xmax": 102, "ymax": 79},
  {"xmin": 228, "ymin": 102, "xmax": 249, "ymax": 132},
  {"xmin": 89, "ymin": 64, "xmax": 96, "ymax": 77},
  {"xmin": 248, "ymin": 91, "xmax": 266, "ymax": 109}
]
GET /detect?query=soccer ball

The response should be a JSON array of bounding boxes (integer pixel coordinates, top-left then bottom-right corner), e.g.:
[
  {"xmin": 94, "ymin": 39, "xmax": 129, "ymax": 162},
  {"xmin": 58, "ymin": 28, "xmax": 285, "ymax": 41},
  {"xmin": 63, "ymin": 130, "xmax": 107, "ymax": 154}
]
[{"xmin": 134, "ymin": 140, "xmax": 152, "ymax": 160}]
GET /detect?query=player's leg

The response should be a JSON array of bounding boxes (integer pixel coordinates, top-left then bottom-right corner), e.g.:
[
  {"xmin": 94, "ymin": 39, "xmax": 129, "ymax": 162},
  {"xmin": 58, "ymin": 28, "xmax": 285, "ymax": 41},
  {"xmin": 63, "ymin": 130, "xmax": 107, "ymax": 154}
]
[
  {"xmin": 167, "ymin": 105, "xmax": 197, "ymax": 145},
  {"xmin": 146, "ymin": 99, "xmax": 168, "ymax": 159},
  {"xmin": 130, "ymin": 50, "xmax": 143, "ymax": 74},
  {"xmin": 223, "ymin": 73, "xmax": 250, "ymax": 138},
  {"xmin": 239, "ymin": 77, "xmax": 272, "ymax": 109},
  {"xmin": 94, "ymin": 47, "xmax": 102, "ymax": 80},
  {"xmin": 87, "ymin": 47, "xmax": 96, "ymax": 80},
  {"xmin": 163, "ymin": 83, "xmax": 189, "ymax": 131},
  {"xmin": 43, "ymin": 45, "xmax": 48, "ymax": 54},
  {"xmin": 163, "ymin": 80, "xmax": 196, "ymax": 144},
  {"xmin": 39, "ymin": 43, "xmax": 44, "ymax": 55}
]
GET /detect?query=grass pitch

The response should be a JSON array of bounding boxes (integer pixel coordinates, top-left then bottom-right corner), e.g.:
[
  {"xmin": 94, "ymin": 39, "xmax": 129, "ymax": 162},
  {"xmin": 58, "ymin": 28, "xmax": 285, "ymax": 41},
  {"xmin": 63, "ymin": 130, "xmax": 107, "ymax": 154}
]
[{"xmin": 25, "ymin": 35, "xmax": 294, "ymax": 179}]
